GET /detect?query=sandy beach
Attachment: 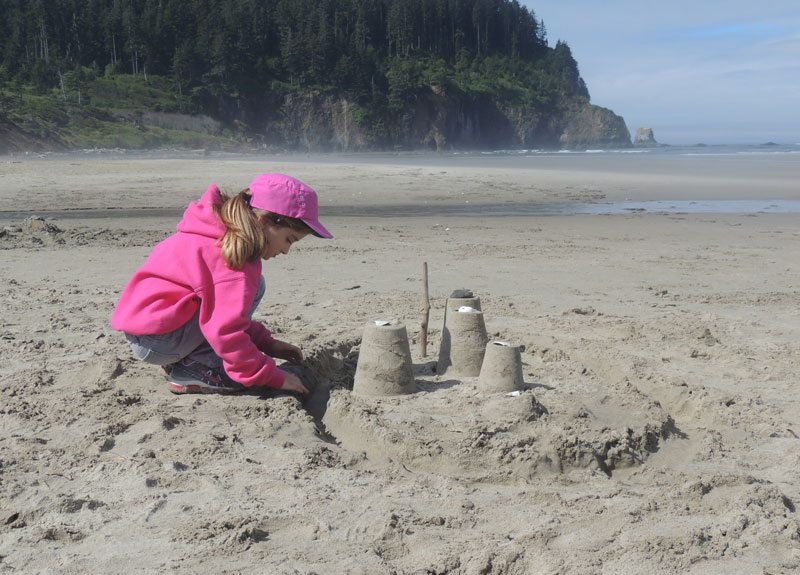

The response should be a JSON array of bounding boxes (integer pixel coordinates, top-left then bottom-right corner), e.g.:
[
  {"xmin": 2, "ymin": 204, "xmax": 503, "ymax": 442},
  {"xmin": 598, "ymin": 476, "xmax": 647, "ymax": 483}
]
[{"xmin": 1, "ymin": 151, "xmax": 799, "ymax": 574}]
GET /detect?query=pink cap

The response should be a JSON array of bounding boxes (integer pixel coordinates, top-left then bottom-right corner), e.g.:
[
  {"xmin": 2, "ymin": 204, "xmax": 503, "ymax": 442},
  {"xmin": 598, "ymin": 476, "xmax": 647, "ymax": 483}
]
[{"xmin": 248, "ymin": 173, "xmax": 333, "ymax": 239}]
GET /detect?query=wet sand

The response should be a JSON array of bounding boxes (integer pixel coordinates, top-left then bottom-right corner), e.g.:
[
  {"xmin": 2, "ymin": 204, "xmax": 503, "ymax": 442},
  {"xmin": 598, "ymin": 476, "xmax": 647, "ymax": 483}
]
[{"xmin": 1, "ymin": 152, "xmax": 799, "ymax": 574}]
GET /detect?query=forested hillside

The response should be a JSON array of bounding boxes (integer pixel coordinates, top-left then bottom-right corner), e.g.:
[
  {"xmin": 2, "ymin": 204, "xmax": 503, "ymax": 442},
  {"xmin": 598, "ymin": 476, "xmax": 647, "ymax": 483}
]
[{"xmin": 0, "ymin": 0, "xmax": 631, "ymax": 151}]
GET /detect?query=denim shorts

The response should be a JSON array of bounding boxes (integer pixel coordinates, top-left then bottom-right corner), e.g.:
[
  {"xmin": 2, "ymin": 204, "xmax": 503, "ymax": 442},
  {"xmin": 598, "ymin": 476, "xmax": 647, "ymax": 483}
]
[
  {"xmin": 126, "ymin": 315, "xmax": 208, "ymax": 366},
  {"xmin": 125, "ymin": 275, "xmax": 266, "ymax": 367}
]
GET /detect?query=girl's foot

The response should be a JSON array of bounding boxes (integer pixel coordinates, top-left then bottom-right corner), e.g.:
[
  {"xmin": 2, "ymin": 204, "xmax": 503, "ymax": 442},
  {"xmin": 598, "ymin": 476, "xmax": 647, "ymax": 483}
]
[{"xmin": 166, "ymin": 359, "xmax": 245, "ymax": 394}]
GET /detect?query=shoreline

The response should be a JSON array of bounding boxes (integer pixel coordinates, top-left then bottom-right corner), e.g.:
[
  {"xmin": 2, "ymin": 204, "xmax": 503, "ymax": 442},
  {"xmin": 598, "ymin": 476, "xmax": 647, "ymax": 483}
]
[
  {"xmin": 2, "ymin": 151, "xmax": 800, "ymax": 216},
  {"xmin": 1, "ymin": 156, "xmax": 798, "ymax": 573},
  {"xmin": 3, "ymin": 198, "xmax": 800, "ymax": 222}
]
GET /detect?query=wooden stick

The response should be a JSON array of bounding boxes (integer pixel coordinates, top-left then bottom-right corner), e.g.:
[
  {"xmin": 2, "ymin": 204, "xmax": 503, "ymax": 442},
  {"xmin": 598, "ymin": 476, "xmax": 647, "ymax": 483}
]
[{"xmin": 420, "ymin": 261, "xmax": 430, "ymax": 357}]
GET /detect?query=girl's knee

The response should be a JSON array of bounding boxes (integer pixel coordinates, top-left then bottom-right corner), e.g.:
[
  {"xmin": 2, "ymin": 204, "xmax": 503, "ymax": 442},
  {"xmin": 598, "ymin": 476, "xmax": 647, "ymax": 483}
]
[
  {"xmin": 250, "ymin": 275, "xmax": 266, "ymax": 315},
  {"xmin": 125, "ymin": 333, "xmax": 181, "ymax": 366}
]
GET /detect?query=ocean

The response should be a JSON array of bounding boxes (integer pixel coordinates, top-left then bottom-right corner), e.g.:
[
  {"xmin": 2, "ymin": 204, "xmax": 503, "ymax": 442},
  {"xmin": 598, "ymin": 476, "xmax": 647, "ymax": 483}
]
[{"xmin": 3, "ymin": 142, "xmax": 799, "ymax": 219}]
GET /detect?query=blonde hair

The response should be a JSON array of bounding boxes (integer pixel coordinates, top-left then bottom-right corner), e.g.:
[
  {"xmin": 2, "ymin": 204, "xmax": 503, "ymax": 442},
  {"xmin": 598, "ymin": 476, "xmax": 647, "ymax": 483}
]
[{"xmin": 214, "ymin": 189, "xmax": 311, "ymax": 270}]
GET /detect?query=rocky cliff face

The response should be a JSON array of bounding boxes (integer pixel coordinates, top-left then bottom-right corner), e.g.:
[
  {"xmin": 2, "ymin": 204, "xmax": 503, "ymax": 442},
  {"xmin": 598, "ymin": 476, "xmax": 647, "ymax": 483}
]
[
  {"xmin": 269, "ymin": 92, "xmax": 371, "ymax": 151},
  {"xmin": 391, "ymin": 86, "xmax": 523, "ymax": 150},
  {"xmin": 0, "ymin": 114, "xmax": 63, "ymax": 154},
  {"xmin": 0, "ymin": 87, "xmax": 632, "ymax": 153},
  {"xmin": 254, "ymin": 87, "xmax": 631, "ymax": 151},
  {"xmin": 558, "ymin": 104, "xmax": 632, "ymax": 149}
]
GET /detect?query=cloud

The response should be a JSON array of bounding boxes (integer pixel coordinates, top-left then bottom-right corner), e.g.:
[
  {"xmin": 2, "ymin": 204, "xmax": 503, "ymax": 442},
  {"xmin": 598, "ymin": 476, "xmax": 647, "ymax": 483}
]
[
  {"xmin": 662, "ymin": 21, "xmax": 784, "ymax": 41},
  {"xmin": 526, "ymin": 1, "xmax": 800, "ymax": 143}
]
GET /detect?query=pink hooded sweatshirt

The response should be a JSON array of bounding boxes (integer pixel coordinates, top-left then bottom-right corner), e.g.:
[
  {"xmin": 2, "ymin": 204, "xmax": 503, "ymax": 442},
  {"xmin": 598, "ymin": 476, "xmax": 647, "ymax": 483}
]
[{"xmin": 111, "ymin": 184, "xmax": 285, "ymax": 389}]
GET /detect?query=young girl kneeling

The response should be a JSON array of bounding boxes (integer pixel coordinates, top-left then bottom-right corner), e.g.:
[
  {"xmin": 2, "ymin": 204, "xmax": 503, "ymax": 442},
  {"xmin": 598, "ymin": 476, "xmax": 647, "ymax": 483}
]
[{"xmin": 111, "ymin": 173, "xmax": 332, "ymax": 395}]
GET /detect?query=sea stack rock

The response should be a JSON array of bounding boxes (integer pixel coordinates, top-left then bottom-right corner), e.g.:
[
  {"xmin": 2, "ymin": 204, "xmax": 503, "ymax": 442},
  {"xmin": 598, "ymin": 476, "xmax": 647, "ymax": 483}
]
[
  {"xmin": 634, "ymin": 127, "xmax": 658, "ymax": 147},
  {"xmin": 558, "ymin": 103, "xmax": 632, "ymax": 149}
]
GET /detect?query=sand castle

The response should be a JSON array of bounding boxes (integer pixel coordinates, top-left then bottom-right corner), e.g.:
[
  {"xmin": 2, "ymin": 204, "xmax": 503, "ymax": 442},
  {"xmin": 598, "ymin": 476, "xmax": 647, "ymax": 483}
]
[
  {"xmin": 353, "ymin": 290, "xmax": 522, "ymax": 394},
  {"xmin": 478, "ymin": 341, "xmax": 525, "ymax": 393},
  {"xmin": 352, "ymin": 321, "xmax": 416, "ymax": 396},
  {"xmin": 444, "ymin": 288, "xmax": 482, "ymax": 313},
  {"xmin": 437, "ymin": 290, "xmax": 488, "ymax": 377},
  {"xmin": 323, "ymin": 289, "xmax": 673, "ymax": 481}
]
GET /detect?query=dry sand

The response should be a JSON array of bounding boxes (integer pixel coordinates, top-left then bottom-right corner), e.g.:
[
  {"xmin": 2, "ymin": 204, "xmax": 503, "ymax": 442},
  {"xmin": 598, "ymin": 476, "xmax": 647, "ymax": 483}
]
[{"xmin": 1, "ymin": 152, "xmax": 799, "ymax": 574}]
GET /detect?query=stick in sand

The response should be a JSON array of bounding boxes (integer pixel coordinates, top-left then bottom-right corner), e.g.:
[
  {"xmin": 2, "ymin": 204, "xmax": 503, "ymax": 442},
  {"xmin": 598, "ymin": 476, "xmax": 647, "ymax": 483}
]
[{"xmin": 421, "ymin": 261, "xmax": 430, "ymax": 357}]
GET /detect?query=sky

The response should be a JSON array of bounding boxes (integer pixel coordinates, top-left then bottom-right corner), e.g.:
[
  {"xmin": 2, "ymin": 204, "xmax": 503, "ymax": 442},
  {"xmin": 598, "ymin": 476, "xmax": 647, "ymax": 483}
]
[{"xmin": 525, "ymin": 1, "xmax": 800, "ymax": 145}]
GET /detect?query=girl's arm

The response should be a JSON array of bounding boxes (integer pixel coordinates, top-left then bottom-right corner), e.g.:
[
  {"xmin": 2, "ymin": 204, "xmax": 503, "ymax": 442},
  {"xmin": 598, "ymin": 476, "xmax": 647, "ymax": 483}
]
[
  {"xmin": 198, "ymin": 279, "xmax": 285, "ymax": 389},
  {"xmin": 264, "ymin": 339, "xmax": 304, "ymax": 364}
]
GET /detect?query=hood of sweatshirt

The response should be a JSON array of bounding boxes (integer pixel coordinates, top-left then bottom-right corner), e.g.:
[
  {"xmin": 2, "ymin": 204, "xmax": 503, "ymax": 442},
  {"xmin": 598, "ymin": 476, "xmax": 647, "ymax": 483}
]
[{"xmin": 176, "ymin": 184, "xmax": 226, "ymax": 239}]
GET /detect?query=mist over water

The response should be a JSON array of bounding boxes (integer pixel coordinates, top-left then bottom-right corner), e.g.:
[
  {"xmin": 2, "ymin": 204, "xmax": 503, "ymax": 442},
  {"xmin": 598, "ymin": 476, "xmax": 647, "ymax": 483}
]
[
  {"xmin": 4, "ymin": 200, "xmax": 799, "ymax": 221},
  {"xmin": 4, "ymin": 142, "xmax": 798, "ymax": 220},
  {"xmin": 14, "ymin": 142, "xmax": 800, "ymax": 163}
]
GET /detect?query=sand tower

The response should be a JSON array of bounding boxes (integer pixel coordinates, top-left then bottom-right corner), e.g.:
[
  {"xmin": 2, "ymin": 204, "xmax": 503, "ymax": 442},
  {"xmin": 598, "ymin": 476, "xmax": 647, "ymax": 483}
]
[
  {"xmin": 478, "ymin": 341, "xmax": 525, "ymax": 393},
  {"xmin": 437, "ymin": 306, "xmax": 488, "ymax": 377},
  {"xmin": 353, "ymin": 321, "xmax": 416, "ymax": 396},
  {"xmin": 445, "ymin": 288, "xmax": 482, "ymax": 314}
]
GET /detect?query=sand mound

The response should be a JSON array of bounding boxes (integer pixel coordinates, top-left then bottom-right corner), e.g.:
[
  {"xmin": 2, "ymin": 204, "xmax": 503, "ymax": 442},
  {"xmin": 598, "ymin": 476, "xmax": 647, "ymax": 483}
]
[
  {"xmin": 316, "ymin": 349, "xmax": 674, "ymax": 480},
  {"xmin": 1, "ymin": 218, "xmax": 168, "ymax": 250}
]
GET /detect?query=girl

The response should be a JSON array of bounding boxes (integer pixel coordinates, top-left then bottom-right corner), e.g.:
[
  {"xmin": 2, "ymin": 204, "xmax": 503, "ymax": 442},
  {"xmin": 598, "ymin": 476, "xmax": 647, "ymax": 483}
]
[{"xmin": 111, "ymin": 173, "xmax": 333, "ymax": 395}]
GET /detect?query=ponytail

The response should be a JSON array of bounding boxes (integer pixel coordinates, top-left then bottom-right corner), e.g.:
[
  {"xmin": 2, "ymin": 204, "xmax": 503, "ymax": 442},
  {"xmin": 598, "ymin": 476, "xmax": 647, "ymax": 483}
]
[{"xmin": 214, "ymin": 189, "xmax": 266, "ymax": 270}]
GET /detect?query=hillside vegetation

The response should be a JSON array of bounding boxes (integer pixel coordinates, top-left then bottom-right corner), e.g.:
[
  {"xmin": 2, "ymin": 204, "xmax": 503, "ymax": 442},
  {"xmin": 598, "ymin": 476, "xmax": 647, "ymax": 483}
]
[{"xmin": 0, "ymin": 0, "xmax": 630, "ymax": 151}]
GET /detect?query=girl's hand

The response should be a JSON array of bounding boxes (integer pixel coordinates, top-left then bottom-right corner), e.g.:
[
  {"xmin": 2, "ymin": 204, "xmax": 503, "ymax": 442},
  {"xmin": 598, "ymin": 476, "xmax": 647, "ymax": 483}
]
[
  {"xmin": 269, "ymin": 340, "xmax": 304, "ymax": 364},
  {"xmin": 279, "ymin": 371, "xmax": 309, "ymax": 395}
]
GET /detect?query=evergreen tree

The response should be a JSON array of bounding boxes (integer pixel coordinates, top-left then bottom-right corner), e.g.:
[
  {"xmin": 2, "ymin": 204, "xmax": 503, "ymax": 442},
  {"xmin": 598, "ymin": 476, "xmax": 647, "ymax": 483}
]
[{"xmin": 0, "ymin": 0, "xmax": 594, "ymax": 137}]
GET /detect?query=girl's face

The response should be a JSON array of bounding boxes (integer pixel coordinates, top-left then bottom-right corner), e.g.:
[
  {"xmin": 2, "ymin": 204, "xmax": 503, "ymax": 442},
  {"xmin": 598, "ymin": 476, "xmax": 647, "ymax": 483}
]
[{"xmin": 261, "ymin": 222, "xmax": 309, "ymax": 260}]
